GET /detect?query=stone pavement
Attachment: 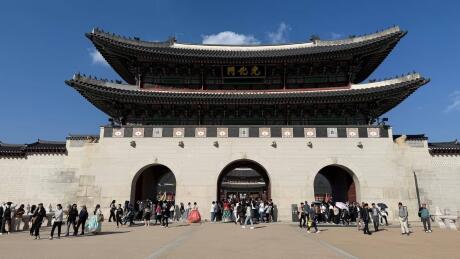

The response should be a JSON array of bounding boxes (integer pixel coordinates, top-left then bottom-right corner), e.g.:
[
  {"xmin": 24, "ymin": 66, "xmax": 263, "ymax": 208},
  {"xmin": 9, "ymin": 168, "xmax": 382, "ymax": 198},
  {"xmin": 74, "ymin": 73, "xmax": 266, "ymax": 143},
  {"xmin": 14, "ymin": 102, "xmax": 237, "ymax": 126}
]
[{"xmin": 0, "ymin": 221, "xmax": 458, "ymax": 259}]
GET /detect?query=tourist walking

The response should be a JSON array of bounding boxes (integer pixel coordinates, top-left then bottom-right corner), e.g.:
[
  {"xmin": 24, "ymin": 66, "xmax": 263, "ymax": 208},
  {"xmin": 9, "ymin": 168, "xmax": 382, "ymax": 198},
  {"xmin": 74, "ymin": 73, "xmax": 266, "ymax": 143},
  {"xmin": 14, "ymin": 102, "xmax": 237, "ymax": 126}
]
[
  {"xmin": 307, "ymin": 204, "xmax": 319, "ymax": 233},
  {"xmin": 371, "ymin": 203, "xmax": 381, "ymax": 232},
  {"xmin": 362, "ymin": 203, "xmax": 371, "ymax": 235},
  {"xmin": 380, "ymin": 208, "xmax": 389, "ymax": 226},
  {"xmin": 210, "ymin": 201, "xmax": 217, "ymax": 223},
  {"xmin": 188, "ymin": 202, "xmax": 201, "ymax": 223},
  {"xmin": 108, "ymin": 200, "xmax": 116, "ymax": 222},
  {"xmin": 161, "ymin": 202, "xmax": 170, "ymax": 227},
  {"xmin": 1, "ymin": 202, "xmax": 13, "ymax": 235},
  {"xmin": 419, "ymin": 203, "xmax": 432, "ymax": 233},
  {"xmin": 299, "ymin": 202, "xmax": 306, "ymax": 228},
  {"xmin": 115, "ymin": 204, "xmax": 123, "ymax": 228},
  {"xmin": 65, "ymin": 204, "xmax": 78, "ymax": 236},
  {"xmin": 14, "ymin": 204, "xmax": 25, "ymax": 231},
  {"xmin": 242, "ymin": 202, "xmax": 254, "ymax": 229},
  {"xmin": 143, "ymin": 204, "xmax": 152, "ymax": 227},
  {"xmin": 86, "ymin": 204, "xmax": 103, "ymax": 234},
  {"xmin": 75, "ymin": 205, "xmax": 88, "ymax": 235},
  {"xmin": 398, "ymin": 202, "xmax": 410, "ymax": 236},
  {"xmin": 31, "ymin": 203, "xmax": 46, "ymax": 239},
  {"xmin": 49, "ymin": 204, "xmax": 63, "ymax": 239}
]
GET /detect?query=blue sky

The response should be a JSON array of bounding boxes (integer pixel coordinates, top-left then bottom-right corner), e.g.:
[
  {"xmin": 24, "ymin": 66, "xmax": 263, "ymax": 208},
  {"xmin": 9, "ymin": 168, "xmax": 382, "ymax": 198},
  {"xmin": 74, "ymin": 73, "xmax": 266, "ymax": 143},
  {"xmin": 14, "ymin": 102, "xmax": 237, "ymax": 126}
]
[{"xmin": 0, "ymin": 0, "xmax": 459, "ymax": 143}]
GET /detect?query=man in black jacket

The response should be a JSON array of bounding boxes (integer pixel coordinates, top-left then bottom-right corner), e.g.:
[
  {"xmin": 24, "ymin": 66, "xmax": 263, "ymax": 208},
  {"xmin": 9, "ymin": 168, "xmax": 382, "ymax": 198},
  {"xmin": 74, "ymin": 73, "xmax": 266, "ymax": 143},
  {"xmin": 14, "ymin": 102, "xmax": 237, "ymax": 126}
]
[
  {"xmin": 1, "ymin": 202, "xmax": 13, "ymax": 235},
  {"xmin": 66, "ymin": 204, "xmax": 78, "ymax": 236},
  {"xmin": 362, "ymin": 203, "xmax": 371, "ymax": 235},
  {"xmin": 75, "ymin": 205, "xmax": 88, "ymax": 235},
  {"xmin": 31, "ymin": 203, "xmax": 46, "ymax": 239}
]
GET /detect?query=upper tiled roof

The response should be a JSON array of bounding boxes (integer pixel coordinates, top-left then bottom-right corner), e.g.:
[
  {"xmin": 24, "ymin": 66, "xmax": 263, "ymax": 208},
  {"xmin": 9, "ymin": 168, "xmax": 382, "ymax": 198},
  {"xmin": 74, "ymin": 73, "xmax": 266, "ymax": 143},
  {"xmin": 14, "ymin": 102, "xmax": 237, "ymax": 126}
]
[
  {"xmin": 86, "ymin": 26, "xmax": 406, "ymax": 84},
  {"xmin": 87, "ymin": 26, "xmax": 404, "ymax": 58}
]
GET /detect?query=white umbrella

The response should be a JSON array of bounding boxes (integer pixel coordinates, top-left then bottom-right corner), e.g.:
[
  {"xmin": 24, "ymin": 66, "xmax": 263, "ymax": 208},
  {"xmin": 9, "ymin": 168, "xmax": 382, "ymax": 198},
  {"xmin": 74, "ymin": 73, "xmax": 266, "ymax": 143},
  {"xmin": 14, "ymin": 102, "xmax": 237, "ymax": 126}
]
[{"xmin": 335, "ymin": 202, "xmax": 348, "ymax": 210}]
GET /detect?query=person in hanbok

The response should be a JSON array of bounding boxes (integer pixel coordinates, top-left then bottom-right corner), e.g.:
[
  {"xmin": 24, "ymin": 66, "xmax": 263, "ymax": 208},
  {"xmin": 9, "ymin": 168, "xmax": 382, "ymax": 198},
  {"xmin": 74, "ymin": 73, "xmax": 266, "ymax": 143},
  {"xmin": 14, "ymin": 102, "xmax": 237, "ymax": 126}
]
[
  {"xmin": 222, "ymin": 200, "xmax": 232, "ymax": 222},
  {"xmin": 85, "ymin": 204, "xmax": 103, "ymax": 234},
  {"xmin": 187, "ymin": 202, "xmax": 201, "ymax": 223},
  {"xmin": 182, "ymin": 202, "xmax": 191, "ymax": 222}
]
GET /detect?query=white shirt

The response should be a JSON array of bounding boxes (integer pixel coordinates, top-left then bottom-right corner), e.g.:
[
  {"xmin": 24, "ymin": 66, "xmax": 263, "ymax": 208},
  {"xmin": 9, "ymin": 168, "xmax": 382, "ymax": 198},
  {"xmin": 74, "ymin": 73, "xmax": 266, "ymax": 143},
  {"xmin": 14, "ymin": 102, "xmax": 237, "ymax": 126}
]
[
  {"xmin": 53, "ymin": 208, "xmax": 64, "ymax": 222},
  {"xmin": 210, "ymin": 204, "xmax": 216, "ymax": 213}
]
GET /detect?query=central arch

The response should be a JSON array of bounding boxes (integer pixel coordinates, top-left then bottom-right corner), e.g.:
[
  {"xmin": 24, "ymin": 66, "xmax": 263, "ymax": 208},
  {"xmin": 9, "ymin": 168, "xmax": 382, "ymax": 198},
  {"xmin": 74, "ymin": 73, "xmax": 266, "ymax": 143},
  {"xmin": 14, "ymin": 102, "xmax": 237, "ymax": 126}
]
[
  {"xmin": 313, "ymin": 165, "xmax": 358, "ymax": 202},
  {"xmin": 130, "ymin": 164, "xmax": 176, "ymax": 203},
  {"xmin": 217, "ymin": 159, "xmax": 270, "ymax": 201}
]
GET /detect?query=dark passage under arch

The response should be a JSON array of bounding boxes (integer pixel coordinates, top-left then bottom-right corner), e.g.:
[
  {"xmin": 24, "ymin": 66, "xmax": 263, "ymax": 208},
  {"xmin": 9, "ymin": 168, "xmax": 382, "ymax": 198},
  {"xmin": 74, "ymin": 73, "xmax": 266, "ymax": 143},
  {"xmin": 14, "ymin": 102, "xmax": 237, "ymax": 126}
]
[
  {"xmin": 313, "ymin": 165, "xmax": 356, "ymax": 202},
  {"xmin": 131, "ymin": 164, "xmax": 176, "ymax": 203},
  {"xmin": 217, "ymin": 160, "xmax": 270, "ymax": 201}
]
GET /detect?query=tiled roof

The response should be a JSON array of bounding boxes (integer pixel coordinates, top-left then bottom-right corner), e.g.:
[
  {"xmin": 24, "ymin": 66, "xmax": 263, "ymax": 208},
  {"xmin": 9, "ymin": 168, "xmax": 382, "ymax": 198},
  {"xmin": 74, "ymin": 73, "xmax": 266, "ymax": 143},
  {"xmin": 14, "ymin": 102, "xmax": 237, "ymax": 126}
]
[
  {"xmin": 429, "ymin": 140, "xmax": 460, "ymax": 154},
  {"xmin": 0, "ymin": 140, "xmax": 67, "ymax": 158}
]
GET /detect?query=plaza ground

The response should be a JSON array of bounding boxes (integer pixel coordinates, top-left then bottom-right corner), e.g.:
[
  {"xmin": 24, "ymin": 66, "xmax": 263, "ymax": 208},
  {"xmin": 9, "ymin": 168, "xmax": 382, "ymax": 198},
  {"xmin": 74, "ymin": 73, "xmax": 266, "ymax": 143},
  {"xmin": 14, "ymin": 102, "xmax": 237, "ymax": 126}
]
[{"xmin": 0, "ymin": 222, "xmax": 458, "ymax": 259}]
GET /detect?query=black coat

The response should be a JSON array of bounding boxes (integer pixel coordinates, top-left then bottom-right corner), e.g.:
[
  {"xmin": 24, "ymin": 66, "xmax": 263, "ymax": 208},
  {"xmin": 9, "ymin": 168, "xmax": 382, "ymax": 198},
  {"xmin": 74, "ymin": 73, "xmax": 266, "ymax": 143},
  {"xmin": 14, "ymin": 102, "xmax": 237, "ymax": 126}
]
[
  {"xmin": 68, "ymin": 208, "xmax": 78, "ymax": 221},
  {"xmin": 362, "ymin": 208, "xmax": 370, "ymax": 222},
  {"xmin": 78, "ymin": 209, "xmax": 88, "ymax": 221},
  {"xmin": 33, "ymin": 207, "xmax": 46, "ymax": 223}
]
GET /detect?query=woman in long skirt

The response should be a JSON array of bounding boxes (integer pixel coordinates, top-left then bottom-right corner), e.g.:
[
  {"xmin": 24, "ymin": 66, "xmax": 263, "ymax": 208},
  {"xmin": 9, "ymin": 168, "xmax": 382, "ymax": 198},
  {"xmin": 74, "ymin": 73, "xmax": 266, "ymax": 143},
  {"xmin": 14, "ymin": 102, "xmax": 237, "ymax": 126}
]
[
  {"xmin": 85, "ymin": 204, "xmax": 103, "ymax": 234},
  {"xmin": 187, "ymin": 202, "xmax": 201, "ymax": 223}
]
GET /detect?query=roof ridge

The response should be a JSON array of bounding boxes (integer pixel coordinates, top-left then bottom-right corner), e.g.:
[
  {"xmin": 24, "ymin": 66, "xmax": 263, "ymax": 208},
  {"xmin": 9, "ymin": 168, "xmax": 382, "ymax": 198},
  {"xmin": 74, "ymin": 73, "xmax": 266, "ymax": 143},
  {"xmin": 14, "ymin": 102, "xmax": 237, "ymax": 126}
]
[{"xmin": 89, "ymin": 26, "xmax": 403, "ymax": 47}]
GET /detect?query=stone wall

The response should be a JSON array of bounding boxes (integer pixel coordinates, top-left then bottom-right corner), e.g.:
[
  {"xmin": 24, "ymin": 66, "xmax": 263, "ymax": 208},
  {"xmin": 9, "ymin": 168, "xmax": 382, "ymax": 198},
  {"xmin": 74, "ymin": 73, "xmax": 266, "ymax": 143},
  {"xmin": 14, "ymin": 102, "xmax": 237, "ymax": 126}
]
[{"xmin": 1, "ymin": 127, "xmax": 458, "ymax": 222}]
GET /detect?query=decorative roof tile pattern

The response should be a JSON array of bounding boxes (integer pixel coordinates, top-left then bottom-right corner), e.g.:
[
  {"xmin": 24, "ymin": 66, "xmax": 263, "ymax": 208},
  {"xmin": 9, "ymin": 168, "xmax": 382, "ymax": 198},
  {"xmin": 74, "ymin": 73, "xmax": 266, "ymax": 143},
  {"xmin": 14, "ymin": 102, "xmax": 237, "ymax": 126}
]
[
  {"xmin": 0, "ymin": 140, "xmax": 67, "ymax": 158},
  {"xmin": 429, "ymin": 140, "xmax": 460, "ymax": 155},
  {"xmin": 86, "ymin": 26, "xmax": 406, "ymax": 84}
]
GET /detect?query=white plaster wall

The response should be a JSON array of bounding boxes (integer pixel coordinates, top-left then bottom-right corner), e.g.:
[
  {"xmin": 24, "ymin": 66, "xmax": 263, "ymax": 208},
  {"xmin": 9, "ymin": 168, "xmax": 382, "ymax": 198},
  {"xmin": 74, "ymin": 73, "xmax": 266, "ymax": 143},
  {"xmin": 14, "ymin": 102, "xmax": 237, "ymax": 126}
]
[{"xmin": 3, "ymin": 128, "xmax": 443, "ymax": 221}]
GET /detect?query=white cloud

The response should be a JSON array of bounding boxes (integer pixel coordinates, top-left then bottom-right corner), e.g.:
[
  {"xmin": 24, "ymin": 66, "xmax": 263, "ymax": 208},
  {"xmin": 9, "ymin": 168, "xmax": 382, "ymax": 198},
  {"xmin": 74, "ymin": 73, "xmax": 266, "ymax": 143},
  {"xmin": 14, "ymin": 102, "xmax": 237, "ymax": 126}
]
[
  {"xmin": 267, "ymin": 22, "xmax": 291, "ymax": 43},
  {"xmin": 89, "ymin": 48, "xmax": 109, "ymax": 66},
  {"xmin": 331, "ymin": 32, "xmax": 342, "ymax": 40},
  {"xmin": 444, "ymin": 90, "xmax": 460, "ymax": 112},
  {"xmin": 202, "ymin": 31, "xmax": 260, "ymax": 45}
]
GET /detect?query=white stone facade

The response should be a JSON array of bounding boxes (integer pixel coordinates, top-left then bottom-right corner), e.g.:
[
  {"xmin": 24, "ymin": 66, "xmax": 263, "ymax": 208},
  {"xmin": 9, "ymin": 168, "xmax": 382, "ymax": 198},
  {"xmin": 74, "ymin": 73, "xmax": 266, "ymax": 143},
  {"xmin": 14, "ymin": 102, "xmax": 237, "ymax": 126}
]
[{"xmin": 1, "ymin": 126, "xmax": 459, "ymax": 222}]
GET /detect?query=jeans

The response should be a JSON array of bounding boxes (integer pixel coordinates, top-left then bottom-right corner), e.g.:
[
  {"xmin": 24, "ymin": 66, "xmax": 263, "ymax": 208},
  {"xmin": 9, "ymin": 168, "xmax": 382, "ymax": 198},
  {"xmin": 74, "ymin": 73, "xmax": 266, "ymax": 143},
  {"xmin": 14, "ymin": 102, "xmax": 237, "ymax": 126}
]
[
  {"xmin": 109, "ymin": 210, "xmax": 115, "ymax": 222},
  {"xmin": 399, "ymin": 217, "xmax": 409, "ymax": 233},
  {"xmin": 211, "ymin": 212, "xmax": 216, "ymax": 222},
  {"xmin": 422, "ymin": 217, "xmax": 431, "ymax": 231},
  {"xmin": 76, "ymin": 219, "xmax": 86, "ymax": 234},
  {"xmin": 299, "ymin": 214, "xmax": 306, "ymax": 228},
  {"xmin": 66, "ymin": 220, "xmax": 76, "ymax": 235},
  {"xmin": 244, "ymin": 216, "xmax": 253, "ymax": 226},
  {"xmin": 363, "ymin": 220, "xmax": 370, "ymax": 234},
  {"xmin": 308, "ymin": 219, "xmax": 318, "ymax": 232},
  {"xmin": 372, "ymin": 216, "xmax": 379, "ymax": 231},
  {"xmin": 50, "ymin": 221, "xmax": 62, "ymax": 237},
  {"xmin": 162, "ymin": 216, "xmax": 169, "ymax": 227},
  {"xmin": 32, "ymin": 220, "xmax": 42, "ymax": 237}
]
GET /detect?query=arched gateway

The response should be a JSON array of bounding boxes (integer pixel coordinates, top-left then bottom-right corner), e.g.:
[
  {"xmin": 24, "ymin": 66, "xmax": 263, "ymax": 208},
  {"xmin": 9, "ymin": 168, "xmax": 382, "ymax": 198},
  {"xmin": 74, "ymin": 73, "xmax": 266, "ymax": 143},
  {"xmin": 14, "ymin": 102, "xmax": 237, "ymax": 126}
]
[
  {"xmin": 131, "ymin": 164, "xmax": 176, "ymax": 203},
  {"xmin": 217, "ymin": 160, "xmax": 270, "ymax": 201},
  {"xmin": 313, "ymin": 165, "xmax": 358, "ymax": 202}
]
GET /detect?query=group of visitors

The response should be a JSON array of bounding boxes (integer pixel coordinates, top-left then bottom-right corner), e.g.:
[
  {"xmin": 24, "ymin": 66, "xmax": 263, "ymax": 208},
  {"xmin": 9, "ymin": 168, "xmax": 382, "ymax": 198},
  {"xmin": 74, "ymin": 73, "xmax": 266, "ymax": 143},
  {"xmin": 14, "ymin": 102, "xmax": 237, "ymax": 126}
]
[
  {"xmin": 0, "ymin": 201, "xmax": 103, "ymax": 240},
  {"xmin": 108, "ymin": 200, "xmax": 202, "ymax": 228},
  {"xmin": 297, "ymin": 199, "xmax": 433, "ymax": 236},
  {"xmin": 0, "ymin": 197, "xmax": 435, "ymax": 240},
  {"xmin": 210, "ymin": 198, "xmax": 276, "ymax": 229}
]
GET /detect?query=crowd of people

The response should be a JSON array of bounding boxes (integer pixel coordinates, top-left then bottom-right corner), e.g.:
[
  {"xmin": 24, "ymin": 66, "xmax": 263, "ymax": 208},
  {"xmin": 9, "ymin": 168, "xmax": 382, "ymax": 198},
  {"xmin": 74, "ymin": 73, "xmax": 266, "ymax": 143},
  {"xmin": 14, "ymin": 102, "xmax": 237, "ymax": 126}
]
[
  {"xmin": 296, "ymin": 200, "xmax": 433, "ymax": 236},
  {"xmin": 0, "ymin": 198, "xmax": 434, "ymax": 239}
]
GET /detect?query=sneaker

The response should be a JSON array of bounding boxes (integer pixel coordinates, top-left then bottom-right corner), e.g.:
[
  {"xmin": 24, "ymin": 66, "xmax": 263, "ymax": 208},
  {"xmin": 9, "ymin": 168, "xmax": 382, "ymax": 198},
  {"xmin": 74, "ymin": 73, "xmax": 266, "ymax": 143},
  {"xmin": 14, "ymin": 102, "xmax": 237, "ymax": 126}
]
[
  {"xmin": 242, "ymin": 226, "xmax": 246, "ymax": 229},
  {"xmin": 316, "ymin": 230, "xmax": 321, "ymax": 234},
  {"xmin": 49, "ymin": 236, "xmax": 53, "ymax": 240},
  {"xmin": 307, "ymin": 231, "xmax": 310, "ymax": 233},
  {"xmin": 250, "ymin": 227, "xmax": 254, "ymax": 230}
]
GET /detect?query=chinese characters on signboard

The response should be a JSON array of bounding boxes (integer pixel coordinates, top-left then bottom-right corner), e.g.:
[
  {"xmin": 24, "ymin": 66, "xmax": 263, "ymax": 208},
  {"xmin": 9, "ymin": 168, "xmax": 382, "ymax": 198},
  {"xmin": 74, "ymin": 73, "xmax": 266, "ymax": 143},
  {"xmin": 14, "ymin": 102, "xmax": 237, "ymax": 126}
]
[{"xmin": 223, "ymin": 65, "xmax": 265, "ymax": 78}]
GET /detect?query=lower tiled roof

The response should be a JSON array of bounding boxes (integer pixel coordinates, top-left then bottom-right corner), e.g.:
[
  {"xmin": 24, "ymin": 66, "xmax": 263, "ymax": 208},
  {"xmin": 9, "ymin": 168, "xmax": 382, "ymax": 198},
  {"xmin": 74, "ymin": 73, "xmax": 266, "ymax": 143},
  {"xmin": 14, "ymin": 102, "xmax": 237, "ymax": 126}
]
[{"xmin": 0, "ymin": 140, "xmax": 67, "ymax": 158}]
